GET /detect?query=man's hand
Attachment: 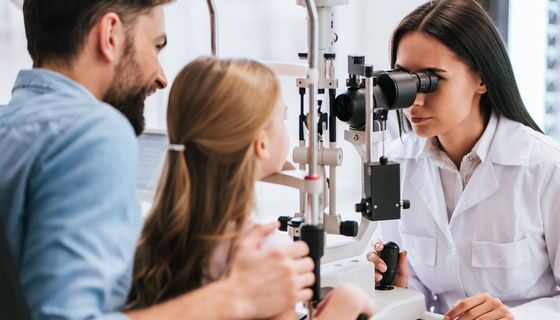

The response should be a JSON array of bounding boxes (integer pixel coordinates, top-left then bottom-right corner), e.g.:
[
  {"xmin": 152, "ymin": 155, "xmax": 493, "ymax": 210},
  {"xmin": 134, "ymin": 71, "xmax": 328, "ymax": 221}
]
[
  {"xmin": 366, "ymin": 241, "xmax": 409, "ymax": 288},
  {"xmin": 226, "ymin": 223, "xmax": 315, "ymax": 319},
  {"xmin": 444, "ymin": 293, "xmax": 514, "ymax": 320}
]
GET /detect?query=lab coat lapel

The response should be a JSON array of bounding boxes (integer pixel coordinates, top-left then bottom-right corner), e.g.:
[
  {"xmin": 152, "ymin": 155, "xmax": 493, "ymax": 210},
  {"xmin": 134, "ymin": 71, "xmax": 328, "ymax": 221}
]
[
  {"xmin": 452, "ymin": 159, "xmax": 499, "ymax": 218},
  {"xmin": 452, "ymin": 115, "xmax": 527, "ymax": 219},
  {"xmin": 409, "ymin": 158, "xmax": 454, "ymax": 243}
]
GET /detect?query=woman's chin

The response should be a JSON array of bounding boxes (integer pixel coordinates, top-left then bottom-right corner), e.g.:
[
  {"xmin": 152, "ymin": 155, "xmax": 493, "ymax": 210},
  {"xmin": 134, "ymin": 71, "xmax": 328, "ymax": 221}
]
[{"xmin": 412, "ymin": 126, "xmax": 437, "ymax": 139}]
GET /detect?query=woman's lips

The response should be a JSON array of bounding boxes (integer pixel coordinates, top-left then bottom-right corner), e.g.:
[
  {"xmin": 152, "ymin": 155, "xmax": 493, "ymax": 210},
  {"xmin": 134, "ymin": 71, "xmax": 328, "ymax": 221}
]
[{"xmin": 409, "ymin": 115, "xmax": 432, "ymax": 124}]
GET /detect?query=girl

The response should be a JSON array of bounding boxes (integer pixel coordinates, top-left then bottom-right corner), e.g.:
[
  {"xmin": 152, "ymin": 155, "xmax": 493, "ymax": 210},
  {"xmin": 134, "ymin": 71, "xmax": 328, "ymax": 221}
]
[
  {"xmin": 369, "ymin": 1, "xmax": 560, "ymax": 319},
  {"xmin": 127, "ymin": 57, "xmax": 374, "ymax": 319}
]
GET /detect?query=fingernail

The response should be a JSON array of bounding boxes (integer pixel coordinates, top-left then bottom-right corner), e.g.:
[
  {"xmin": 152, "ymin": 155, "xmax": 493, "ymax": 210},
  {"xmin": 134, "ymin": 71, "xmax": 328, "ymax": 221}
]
[
  {"xmin": 375, "ymin": 243, "xmax": 383, "ymax": 250},
  {"xmin": 375, "ymin": 274, "xmax": 382, "ymax": 282},
  {"xmin": 378, "ymin": 263, "xmax": 387, "ymax": 272}
]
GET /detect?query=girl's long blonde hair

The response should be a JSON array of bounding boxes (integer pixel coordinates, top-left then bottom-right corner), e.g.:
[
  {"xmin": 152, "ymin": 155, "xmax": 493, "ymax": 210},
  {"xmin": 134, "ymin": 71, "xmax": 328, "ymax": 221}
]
[{"xmin": 127, "ymin": 56, "xmax": 281, "ymax": 309}]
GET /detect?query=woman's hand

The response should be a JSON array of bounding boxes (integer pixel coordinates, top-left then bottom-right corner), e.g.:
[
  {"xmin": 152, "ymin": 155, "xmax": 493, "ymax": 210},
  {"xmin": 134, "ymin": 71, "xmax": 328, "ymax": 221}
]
[
  {"xmin": 314, "ymin": 283, "xmax": 376, "ymax": 320},
  {"xmin": 444, "ymin": 293, "xmax": 514, "ymax": 320},
  {"xmin": 366, "ymin": 241, "xmax": 409, "ymax": 288}
]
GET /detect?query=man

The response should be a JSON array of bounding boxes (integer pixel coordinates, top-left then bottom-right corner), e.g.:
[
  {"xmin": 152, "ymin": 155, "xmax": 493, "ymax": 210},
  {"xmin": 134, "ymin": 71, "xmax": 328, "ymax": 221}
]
[{"xmin": 0, "ymin": 1, "xmax": 314, "ymax": 319}]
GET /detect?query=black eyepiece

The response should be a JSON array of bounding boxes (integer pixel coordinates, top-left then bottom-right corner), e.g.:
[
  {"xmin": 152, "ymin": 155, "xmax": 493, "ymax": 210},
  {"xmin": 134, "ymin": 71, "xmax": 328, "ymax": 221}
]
[{"xmin": 414, "ymin": 70, "xmax": 438, "ymax": 93}]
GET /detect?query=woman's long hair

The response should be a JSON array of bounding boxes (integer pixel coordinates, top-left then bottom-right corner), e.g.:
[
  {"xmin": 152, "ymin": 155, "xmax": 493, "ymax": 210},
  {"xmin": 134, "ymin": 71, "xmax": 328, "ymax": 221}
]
[
  {"xmin": 393, "ymin": 0, "xmax": 542, "ymax": 133},
  {"xmin": 127, "ymin": 56, "xmax": 281, "ymax": 309}
]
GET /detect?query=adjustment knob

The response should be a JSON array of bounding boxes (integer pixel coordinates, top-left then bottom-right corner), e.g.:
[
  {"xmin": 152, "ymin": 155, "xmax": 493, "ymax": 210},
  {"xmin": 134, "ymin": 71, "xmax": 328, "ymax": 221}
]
[
  {"xmin": 401, "ymin": 200, "xmax": 410, "ymax": 210},
  {"xmin": 339, "ymin": 220, "xmax": 359, "ymax": 237},
  {"xmin": 355, "ymin": 199, "xmax": 367, "ymax": 213},
  {"xmin": 277, "ymin": 216, "xmax": 291, "ymax": 232}
]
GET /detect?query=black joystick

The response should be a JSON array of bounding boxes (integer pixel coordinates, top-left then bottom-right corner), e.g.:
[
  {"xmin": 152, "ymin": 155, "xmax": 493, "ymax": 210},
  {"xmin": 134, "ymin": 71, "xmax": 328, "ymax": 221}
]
[{"xmin": 375, "ymin": 241, "xmax": 400, "ymax": 291}]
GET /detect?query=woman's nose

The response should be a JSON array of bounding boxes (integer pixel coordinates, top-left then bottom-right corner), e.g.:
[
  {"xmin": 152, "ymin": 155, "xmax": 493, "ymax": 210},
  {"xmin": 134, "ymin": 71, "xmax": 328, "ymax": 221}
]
[{"xmin": 412, "ymin": 92, "xmax": 425, "ymax": 107}]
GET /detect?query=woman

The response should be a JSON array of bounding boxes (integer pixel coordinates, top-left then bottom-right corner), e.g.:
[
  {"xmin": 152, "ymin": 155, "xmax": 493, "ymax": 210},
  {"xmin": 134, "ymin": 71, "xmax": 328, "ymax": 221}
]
[
  {"xmin": 368, "ymin": 0, "xmax": 560, "ymax": 319},
  {"xmin": 127, "ymin": 57, "xmax": 375, "ymax": 319}
]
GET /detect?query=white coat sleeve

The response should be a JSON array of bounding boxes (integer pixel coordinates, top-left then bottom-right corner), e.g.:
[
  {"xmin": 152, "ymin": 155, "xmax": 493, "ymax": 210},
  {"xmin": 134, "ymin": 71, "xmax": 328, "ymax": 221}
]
[{"xmin": 510, "ymin": 164, "xmax": 560, "ymax": 319}]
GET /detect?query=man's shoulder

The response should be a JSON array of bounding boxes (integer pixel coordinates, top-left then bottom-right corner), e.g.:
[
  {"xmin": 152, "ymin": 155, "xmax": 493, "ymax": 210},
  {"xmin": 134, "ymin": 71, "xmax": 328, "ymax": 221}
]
[
  {"xmin": 0, "ymin": 94, "xmax": 138, "ymax": 195},
  {"xmin": 1, "ymin": 94, "xmax": 135, "ymax": 153}
]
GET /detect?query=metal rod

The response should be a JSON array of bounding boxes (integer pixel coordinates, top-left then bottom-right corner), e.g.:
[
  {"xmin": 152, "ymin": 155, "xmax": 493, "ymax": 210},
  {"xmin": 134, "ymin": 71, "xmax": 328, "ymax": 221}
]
[
  {"xmin": 365, "ymin": 76, "xmax": 373, "ymax": 163},
  {"xmin": 329, "ymin": 143, "xmax": 337, "ymax": 215},
  {"xmin": 304, "ymin": 0, "xmax": 318, "ymax": 176},
  {"xmin": 206, "ymin": 0, "xmax": 218, "ymax": 55},
  {"xmin": 303, "ymin": 2, "xmax": 322, "ymax": 316},
  {"xmin": 328, "ymin": 89, "xmax": 336, "ymax": 143},
  {"xmin": 328, "ymin": 88, "xmax": 337, "ymax": 215}
]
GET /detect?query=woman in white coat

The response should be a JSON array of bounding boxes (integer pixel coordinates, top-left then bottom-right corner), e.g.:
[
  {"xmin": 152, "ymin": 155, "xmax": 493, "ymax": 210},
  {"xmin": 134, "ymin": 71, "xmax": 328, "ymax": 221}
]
[{"xmin": 368, "ymin": 1, "xmax": 560, "ymax": 319}]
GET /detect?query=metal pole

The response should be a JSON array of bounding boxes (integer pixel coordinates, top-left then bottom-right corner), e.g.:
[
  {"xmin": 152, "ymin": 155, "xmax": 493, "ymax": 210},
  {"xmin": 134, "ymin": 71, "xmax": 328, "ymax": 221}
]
[
  {"xmin": 303, "ymin": 2, "xmax": 321, "ymax": 318},
  {"xmin": 365, "ymin": 75, "xmax": 373, "ymax": 163},
  {"xmin": 206, "ymin": 0, "xmax": 218, "ymax": 55},
  {"xmin": 304, "ymin": 0, "xmax": 319, "ymax": 225}
]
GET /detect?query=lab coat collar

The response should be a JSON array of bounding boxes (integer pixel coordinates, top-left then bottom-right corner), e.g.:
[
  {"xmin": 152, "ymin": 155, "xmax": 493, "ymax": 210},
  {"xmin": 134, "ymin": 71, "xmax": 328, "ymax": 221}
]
[
  {"xmin": 488, "ymin": 115, "xmax": 531, "ymax": 166},
  {"xmin": 390, "ymin": 113, "xmax": 531, "ymax": 167},
  {"xmin": 471, "ymin": 111, "xmax": 498, "ymax": 163}
]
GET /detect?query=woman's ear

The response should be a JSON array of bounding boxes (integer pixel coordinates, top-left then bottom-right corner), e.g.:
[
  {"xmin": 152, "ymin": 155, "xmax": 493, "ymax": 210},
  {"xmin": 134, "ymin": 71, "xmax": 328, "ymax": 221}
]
[
  {"xmin": 254, "ymin": 130, "xmax": 269, "ymax": 160},
  {"xmin": 477, "ymin": 81, "xmax": 487, "ymax": 95},
  {"xmin": 475, "ymin": 73, "xmax": 487, "ymax": 95}
]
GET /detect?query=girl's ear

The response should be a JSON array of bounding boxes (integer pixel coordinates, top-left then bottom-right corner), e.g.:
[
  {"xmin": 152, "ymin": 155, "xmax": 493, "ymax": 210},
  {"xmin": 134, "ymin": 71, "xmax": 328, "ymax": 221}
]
[{"xmin": 254, "ymin": 130, "xmax": 269, "ymax": 160}]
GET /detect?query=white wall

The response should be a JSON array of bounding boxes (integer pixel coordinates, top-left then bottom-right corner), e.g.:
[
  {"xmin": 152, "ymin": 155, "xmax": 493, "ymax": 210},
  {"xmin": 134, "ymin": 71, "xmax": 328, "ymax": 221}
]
[{"xmin": 0, "ymin": 1, "xmax": 30, "ymax": 104}]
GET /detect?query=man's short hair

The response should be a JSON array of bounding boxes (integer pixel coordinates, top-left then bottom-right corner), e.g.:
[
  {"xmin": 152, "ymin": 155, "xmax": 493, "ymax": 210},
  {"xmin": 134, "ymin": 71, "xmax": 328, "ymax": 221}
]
[{"xmin": 23, "ymin": 0, "xmax": 173, "ymax": 67}]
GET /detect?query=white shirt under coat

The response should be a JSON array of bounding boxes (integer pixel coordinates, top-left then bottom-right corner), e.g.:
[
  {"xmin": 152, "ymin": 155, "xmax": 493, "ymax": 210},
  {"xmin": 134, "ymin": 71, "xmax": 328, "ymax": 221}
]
[{"xmin": 377, "ymin": 113, "xmax": 560, "ymax": 318}]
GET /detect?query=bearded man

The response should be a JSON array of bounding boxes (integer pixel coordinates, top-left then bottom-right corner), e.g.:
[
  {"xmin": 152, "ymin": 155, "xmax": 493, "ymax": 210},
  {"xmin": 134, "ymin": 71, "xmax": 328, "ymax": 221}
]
[{"xmin": 0, "ymin": 1, "xmax": 314, "ymax": 319}]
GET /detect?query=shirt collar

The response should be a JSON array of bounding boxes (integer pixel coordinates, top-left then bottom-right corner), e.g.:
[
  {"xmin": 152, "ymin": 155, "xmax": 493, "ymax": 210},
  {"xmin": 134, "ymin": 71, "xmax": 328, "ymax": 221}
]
[{"xmin": 12, "ymin": 68, "xmax": 98, "ymax": 102}]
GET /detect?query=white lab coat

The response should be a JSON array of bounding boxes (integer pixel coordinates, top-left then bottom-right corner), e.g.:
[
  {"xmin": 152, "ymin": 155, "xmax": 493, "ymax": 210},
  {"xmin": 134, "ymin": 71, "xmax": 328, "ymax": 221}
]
[{"xmin": 377, "ymin": 114, "xmax": 560, "ymax": 319}]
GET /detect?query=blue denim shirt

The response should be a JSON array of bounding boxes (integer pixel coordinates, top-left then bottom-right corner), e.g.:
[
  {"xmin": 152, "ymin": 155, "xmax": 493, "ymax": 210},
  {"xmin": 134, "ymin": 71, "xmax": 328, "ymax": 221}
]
[{"xmin": 0, "ymin": 69, "xmax": 142, "ymax": 319}]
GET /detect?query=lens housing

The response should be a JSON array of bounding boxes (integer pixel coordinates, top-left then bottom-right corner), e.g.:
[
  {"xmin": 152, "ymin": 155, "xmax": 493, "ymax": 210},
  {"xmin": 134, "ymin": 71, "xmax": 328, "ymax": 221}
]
[{"xmin": 335, "ymin": 69, "xmax": 438, "ymax": 130}]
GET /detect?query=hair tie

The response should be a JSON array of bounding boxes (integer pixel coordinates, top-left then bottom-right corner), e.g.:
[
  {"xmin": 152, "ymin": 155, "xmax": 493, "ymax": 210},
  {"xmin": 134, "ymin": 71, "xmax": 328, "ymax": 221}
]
[{"xmin": 167, "ymin": 144, "xmax": 186, "ymax": 152}]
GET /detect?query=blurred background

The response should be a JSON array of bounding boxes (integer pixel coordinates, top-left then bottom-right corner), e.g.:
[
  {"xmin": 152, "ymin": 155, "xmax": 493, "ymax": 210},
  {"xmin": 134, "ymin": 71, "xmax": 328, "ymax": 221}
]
[{"xmin": 0, "ymin": 0, "xmax": 553, "ymax": 220}]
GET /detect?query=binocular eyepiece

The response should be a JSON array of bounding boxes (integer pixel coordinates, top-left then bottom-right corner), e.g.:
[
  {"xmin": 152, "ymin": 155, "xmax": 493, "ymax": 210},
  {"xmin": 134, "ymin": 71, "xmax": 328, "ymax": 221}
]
[
  {"xmin": 377, "ymin": 69, "xmax": 439, "ymax": 107},
  {"xmin": 334, "ymin": 55, "xmax": 439, "ymax": 130}
]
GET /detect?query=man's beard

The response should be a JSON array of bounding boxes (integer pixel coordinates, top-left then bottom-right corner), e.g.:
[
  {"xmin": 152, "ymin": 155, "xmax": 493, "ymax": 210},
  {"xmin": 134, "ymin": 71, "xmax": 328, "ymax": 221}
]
[{"xmin": 103, "ymin": 47, "xmax": 150, "ymax": 136}]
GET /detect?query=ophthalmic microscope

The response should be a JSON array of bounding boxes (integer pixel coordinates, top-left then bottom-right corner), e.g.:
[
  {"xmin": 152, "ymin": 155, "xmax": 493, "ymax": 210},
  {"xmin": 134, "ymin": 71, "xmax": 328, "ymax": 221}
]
[
  {"xmin": 261, "ymin": 1, "xmax": 443, "ymax": 319},
  {"xmin": 201, "ymin": 0, "xmax": 442, "ymax": 318}
]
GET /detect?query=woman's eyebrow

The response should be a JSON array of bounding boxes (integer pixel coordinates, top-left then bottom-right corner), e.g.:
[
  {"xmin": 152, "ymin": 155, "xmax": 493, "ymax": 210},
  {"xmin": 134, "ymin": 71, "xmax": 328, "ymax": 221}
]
[{"xmin": 393, "ymin": 63, "xmax": 446, "ymax": 73}]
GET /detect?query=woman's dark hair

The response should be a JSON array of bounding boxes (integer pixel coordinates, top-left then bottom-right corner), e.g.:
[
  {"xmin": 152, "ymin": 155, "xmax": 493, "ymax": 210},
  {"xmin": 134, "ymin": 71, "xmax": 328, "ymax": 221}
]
[{"xmin": 392, "ymin": 0, "xmax": 542, "ymax": 132}]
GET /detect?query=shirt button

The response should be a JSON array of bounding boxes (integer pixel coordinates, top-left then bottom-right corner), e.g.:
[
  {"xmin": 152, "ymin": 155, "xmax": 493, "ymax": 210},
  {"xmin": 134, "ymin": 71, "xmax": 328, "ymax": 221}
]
[{"xmin": 467, "ymin": 156, "xmax": 474, "ymax": 161}]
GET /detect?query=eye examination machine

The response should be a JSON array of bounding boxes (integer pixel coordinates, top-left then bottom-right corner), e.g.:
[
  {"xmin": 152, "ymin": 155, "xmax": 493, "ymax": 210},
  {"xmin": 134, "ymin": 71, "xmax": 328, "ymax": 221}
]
[
  {"xmin": 4, "ymin": 0, "xmax": 559, "ymax": 318},
  {"xmin": 136, "ymin": 1, "xmax": 444, "ymax": 319},
  {"xmin": 255, "ymin": 1, "xmax": 442, "ymax": 319}
]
